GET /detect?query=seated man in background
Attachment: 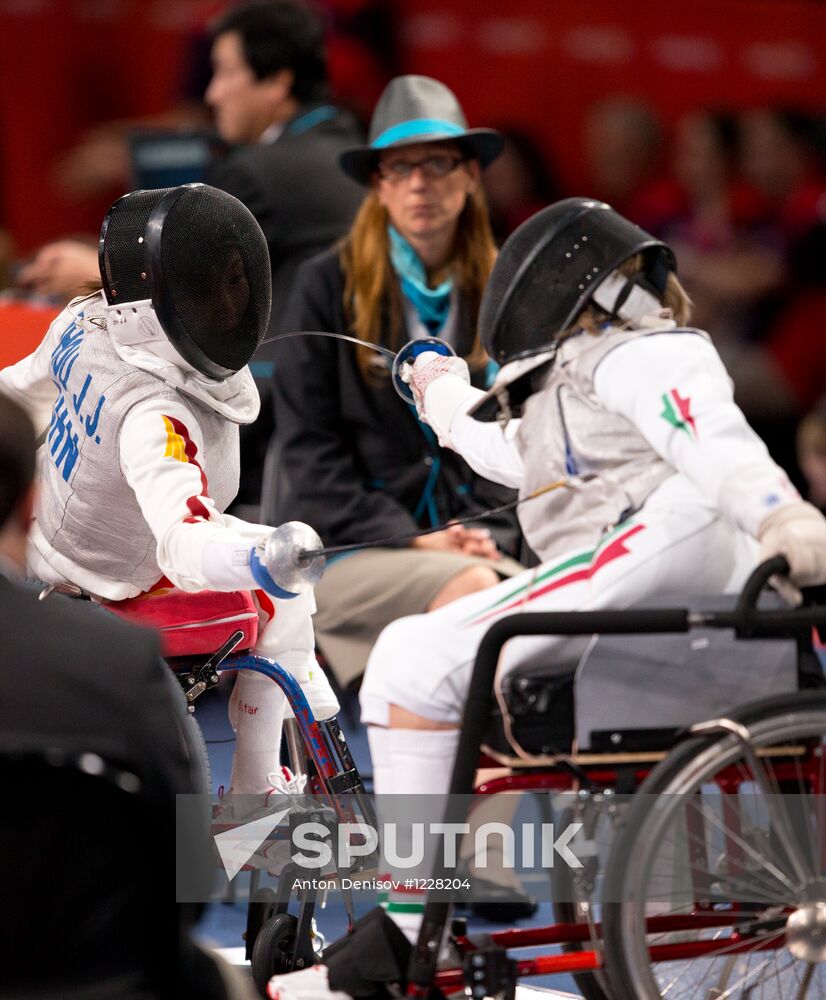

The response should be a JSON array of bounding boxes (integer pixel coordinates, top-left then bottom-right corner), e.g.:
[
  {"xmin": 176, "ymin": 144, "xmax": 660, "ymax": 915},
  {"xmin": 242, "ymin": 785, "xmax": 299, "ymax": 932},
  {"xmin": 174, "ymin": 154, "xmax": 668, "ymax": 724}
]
[
  {"xmin": 205, "ymin": 0, "xmax": 366, "ymax": 513},
  {"xmin": 205, "ymin": 0, "xmax": 364, "ymax": 342}
]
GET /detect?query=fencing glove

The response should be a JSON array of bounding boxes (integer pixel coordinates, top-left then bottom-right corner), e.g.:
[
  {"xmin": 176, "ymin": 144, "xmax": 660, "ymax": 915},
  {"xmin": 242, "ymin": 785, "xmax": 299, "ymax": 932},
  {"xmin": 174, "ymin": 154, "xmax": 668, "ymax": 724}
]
[
  {"xmin": 757, "ymin": 501, "xmax": 826, "ymax": 589},
  {"xmin": 401, "ymin": 350, "xmax": 483, "ymax": 445}
]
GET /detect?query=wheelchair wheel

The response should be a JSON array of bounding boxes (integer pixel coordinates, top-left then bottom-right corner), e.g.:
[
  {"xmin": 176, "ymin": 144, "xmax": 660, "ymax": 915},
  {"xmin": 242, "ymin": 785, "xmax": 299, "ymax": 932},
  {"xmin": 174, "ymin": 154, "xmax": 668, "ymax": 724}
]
[
  {"xmin": 251, "ymin": 913, "xmax": 316, "ymax": 995},
  {"xmin": 185, "ymin": 712, "xmax": 212, "ymax": 794},
  {"xmin": 603, "ymin": 691, "xmax": 826, "ymax": 999},
  {"xmin": 552, "ymin": 796, "xmax": 622, "ymax": 1000},
  {"xmin": 165, "ymin": 667, "xmax": 212, "ymax": 792}
]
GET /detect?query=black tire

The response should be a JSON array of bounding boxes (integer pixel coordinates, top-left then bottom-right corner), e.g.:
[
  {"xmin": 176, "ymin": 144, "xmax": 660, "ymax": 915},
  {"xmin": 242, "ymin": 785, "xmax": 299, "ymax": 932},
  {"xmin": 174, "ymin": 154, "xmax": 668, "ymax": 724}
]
[
  {"xmin": 251, "ymin": 913, "xmax": 315, "ymax": 996},
  {"xmin": 185, "ymin": 711, "xmax": 212, "ymax": 794},
  {"xmin": 603, "ymin": 691, "xmax": 826, "ymax": 1000},
  {"xmin": 246, "ymin": 886, "xmax": 277, "ymax": 955},
  {"xmin": 162, "ymin": 663, "xmax": 212, "ymax": 792}
]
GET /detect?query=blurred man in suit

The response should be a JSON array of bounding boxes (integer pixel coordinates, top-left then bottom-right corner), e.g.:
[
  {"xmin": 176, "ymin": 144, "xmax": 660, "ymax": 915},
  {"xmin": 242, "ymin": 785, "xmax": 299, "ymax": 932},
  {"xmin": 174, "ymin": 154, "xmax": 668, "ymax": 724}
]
[
  {"xmin": 0, "ymin": 392, "xmax": 251, "ymax": 999},
  {"xmin": 206, "ymin": 1, "xmax": 364, "ymax": 342},
  {"xmin": 204, "ymin": 0, "xmax": 365, "ymax": 512}
]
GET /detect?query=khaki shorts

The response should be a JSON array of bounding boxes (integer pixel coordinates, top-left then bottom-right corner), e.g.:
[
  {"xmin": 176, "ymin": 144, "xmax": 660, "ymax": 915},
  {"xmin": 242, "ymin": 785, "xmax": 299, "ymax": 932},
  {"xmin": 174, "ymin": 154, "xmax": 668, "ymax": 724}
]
[{"xmin": 313, "ymin": 548, "xmax": 523, "ymax": 687}]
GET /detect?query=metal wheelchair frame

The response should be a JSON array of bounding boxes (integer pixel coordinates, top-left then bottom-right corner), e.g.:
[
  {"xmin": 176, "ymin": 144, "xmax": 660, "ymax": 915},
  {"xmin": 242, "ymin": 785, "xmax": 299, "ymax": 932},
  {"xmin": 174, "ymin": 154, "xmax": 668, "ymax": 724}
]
[{"xmin": 404, "ymin": 556, "xmax": 826, "ymax": 1000}]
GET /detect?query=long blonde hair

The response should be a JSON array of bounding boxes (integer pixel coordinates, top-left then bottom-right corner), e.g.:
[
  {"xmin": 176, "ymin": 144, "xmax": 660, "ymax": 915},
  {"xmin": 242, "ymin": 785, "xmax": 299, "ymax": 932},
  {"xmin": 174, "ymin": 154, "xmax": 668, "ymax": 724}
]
[{"xmin": 340, "ymin": 185, "xmax": 497, "ymax": 381}]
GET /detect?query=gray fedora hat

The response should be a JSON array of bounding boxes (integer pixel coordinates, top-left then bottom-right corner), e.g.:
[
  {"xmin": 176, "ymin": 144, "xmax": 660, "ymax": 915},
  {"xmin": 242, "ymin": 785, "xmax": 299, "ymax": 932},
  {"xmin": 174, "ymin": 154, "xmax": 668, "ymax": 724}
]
[{"xmin": 340, "ymin": 75, "xmax": 504, "ymax": 184}]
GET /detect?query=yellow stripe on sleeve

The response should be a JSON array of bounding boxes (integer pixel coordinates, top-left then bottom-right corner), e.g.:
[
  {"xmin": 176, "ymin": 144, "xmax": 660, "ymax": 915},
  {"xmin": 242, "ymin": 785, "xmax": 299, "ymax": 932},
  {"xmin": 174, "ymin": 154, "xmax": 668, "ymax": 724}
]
[{"xmin": 162, "ymin": 415, "xmax": 188, "ymax": 463}]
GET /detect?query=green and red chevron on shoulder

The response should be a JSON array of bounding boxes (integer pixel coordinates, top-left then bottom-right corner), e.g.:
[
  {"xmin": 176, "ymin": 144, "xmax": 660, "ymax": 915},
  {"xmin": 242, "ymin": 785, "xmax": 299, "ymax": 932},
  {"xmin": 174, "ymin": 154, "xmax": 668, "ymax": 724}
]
[
  {"xmin": 462, "ymin": 522, "xmax": 645, "ymax": 629},
  {"xmin": 660, "ymin": 388, "xmax": 697, "ymax": 439}
]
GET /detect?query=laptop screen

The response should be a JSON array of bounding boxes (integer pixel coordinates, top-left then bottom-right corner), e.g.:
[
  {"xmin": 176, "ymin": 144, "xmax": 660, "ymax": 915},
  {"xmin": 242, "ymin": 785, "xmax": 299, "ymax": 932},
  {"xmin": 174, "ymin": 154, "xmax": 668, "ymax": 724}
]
[{"xmin": 128, "ymin": 130, "xmax": 225, "ymax": 190}]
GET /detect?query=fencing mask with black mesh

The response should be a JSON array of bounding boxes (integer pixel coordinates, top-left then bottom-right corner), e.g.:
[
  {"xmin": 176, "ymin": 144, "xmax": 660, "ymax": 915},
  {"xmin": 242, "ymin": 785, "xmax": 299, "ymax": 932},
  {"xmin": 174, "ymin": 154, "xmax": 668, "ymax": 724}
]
[
  {"xmin": 469, "ymin": 197, "xmax": 675, "ymax": 418},
  {"xmin": 98, "ymin": 184, "xmax": 271, "ymax": 379}
]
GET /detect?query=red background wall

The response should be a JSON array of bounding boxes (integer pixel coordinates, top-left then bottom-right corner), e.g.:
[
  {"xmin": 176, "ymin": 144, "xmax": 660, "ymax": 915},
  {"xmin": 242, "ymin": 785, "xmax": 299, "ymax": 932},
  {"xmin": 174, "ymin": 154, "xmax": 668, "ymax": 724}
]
[
  {"xmin": 1, "ymin": 0, "xmax": 824, "ymax": 254},
  {"xmin": 395, "ymin": 0, "xmax": 826, "ymax": 192},
  {"xmin": 0, "ymin": 0, "xmax": 221, "ymax": 254}
]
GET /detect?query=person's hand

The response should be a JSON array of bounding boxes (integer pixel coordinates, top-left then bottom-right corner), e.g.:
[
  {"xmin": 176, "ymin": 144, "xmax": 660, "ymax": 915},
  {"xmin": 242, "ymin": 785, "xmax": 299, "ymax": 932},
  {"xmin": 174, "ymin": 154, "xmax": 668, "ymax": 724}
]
[
  {"xmin": 410, "ymin": 523, "xmax": 468, "ymax": 552},
  {"xmin": 758, "ymin": 501, "xmax": 826, "ymax": 591},
  {"xmin": 456, "ymin": 526, "xmax": 501, "ymax": 560},
  {"xmin": 410, "ymin": 523, "xmax": 501, "ymax": 560},
  {"xmin": 400, "ymin": 350, "xmax": 471, "ymax": 423},
  {"xmin": 51, "ymin": 126, "xmax": 131, "ymax": 197},
  {"xmin": 16, "ymin": 240, "xmax": 99, "ymax": 302}
]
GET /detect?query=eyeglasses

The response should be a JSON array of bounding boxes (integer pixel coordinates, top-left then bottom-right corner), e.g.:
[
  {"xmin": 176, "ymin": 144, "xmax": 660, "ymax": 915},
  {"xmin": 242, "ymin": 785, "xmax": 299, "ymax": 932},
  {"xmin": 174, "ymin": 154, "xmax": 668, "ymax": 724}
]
[{"xmin": 377, "ymin": 154, "xmax": 466, "ymax": 183}]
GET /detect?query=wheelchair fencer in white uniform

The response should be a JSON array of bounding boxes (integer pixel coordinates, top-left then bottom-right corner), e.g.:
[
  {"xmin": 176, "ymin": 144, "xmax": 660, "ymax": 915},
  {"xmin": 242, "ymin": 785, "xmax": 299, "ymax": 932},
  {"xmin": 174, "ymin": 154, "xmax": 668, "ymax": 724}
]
[
  {"xmin": 0, "ymin": 183, "xmax": 339, "ymax": 812},
  {"xmin": 265, "ymin": 203, "xmax": 826, "ymax": 1000},
  {"xmin": 352, "ymin": 197, "xmax": 826, "ymax": 946}
]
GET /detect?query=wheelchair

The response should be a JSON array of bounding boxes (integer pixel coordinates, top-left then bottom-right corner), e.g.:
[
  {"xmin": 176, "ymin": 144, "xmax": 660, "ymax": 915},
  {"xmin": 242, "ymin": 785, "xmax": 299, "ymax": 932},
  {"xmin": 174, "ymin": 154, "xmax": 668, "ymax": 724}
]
[
  {"xmin": 105, "ymin": 585, "xmax": 374, "ymax": 996},
  {"xmin": 399, "ymin": 556, "xmax": 826, "ymax": 1000}
]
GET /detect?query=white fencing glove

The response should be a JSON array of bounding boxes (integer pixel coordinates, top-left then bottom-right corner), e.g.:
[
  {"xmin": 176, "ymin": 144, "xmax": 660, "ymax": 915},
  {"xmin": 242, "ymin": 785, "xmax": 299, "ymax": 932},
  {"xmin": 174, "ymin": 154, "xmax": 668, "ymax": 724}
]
[
  {"xmin": 757, "ymin": 501, "xmax": 826, "ymax": 590},
  {"xmin": 400, "ymin": 350, "xmax": 483, "ymax": 445}
]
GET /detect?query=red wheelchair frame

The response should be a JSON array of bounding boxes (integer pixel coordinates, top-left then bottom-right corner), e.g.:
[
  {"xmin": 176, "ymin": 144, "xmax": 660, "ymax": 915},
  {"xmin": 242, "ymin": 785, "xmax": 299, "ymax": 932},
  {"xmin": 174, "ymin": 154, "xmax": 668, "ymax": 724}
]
[{"xmin": 406, "ymin": 556, "xmax": 826, "ymax": 1000}]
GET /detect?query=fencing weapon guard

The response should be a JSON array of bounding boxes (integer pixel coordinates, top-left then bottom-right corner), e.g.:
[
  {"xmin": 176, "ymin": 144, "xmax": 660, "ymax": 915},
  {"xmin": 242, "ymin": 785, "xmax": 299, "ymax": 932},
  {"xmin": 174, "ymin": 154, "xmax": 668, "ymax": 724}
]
[
  {"xmin": 260, "ymin": 521, "xmax": 326, "ymax": 595},
  {"xmin": 390, "ymin": 336, "xmax": 456, "ymax": 403}
]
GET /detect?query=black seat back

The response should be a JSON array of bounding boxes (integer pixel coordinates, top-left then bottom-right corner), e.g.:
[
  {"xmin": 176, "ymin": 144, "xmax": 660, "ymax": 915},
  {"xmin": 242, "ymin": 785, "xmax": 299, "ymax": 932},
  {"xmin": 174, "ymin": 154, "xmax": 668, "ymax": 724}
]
[{"xmin": 0, "ymin": 753, "xmax": 175, "ymax": 998}]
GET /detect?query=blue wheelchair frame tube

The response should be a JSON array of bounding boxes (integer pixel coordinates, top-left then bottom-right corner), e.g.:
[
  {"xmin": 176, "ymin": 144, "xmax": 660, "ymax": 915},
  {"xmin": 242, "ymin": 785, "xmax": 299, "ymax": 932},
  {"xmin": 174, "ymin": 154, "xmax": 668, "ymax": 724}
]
[{"xmin": 216, "ymin": 654, "xmax": 336, "ymax": 780}]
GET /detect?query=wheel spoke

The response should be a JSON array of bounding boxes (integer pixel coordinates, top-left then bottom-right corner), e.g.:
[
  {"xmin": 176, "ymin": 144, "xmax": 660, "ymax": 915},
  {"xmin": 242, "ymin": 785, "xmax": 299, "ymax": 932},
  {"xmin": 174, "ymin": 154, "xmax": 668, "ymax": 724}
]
[{"xmin": 602, "ymin": 699, "xmax": 826, "ymax": 999}]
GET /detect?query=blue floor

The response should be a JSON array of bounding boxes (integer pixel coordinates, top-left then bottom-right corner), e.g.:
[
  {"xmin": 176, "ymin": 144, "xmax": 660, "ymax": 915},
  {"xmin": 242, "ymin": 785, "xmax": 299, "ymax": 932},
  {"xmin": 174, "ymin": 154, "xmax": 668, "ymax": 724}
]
[{"xmin": 192, "ymin": 675, "xmax": 583, "ymax": 997}]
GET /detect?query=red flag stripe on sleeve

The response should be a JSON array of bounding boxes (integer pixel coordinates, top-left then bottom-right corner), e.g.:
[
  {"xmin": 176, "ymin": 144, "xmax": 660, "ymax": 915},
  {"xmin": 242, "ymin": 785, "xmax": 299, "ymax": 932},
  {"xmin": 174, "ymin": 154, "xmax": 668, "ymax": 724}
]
[{"xmin": 162, "ymin": 414, "xmax": 212, "ymax": 520}]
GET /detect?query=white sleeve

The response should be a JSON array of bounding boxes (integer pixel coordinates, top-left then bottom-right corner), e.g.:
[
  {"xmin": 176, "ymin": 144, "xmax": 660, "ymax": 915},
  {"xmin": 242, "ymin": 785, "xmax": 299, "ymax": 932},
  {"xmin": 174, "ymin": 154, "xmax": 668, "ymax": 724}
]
[
  {"xmin": 418, "ymin": 373, "xmax": 525, "ymax": 487},
  {"xmin": 593, "ymin": 332, "xmax": 800, "ymax": 536},
  {"xmin": 119, "ymin": 397, "xmax": 269, "ymax": 592},
  {"xmin": 0, "ymin": 307, "xmax": 70, "ymax": 436},
  {"xmin": 448, "ymin": 403, "xmax": 525, "ymax": 488}
]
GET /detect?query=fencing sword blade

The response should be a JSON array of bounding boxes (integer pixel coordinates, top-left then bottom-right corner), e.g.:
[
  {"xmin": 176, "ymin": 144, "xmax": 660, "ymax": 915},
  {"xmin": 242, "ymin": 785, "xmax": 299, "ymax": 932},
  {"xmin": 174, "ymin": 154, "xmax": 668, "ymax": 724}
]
[{"xmin": 260, "ymin": 329, "xmax": 397, "ymax": 359}]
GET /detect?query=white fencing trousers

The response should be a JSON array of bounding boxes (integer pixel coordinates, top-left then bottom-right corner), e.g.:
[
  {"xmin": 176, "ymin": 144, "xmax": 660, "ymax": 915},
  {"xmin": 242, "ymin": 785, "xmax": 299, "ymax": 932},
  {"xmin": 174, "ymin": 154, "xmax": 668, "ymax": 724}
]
[
  {"xmin": 359, "ymin": 479, "xmax": 758, "ymax": 727},
  {"xmin": 227, "ymin": 589, "xmax": 338, "ymax": 794},
  {"xmin": 252, "ymin": 589, "xmax": 340, "ymax": 721}
]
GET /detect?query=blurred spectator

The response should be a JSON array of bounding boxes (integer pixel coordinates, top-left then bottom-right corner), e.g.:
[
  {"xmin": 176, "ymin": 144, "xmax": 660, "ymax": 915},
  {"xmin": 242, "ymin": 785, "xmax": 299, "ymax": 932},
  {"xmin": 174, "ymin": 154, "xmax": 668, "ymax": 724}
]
[
  {"xmin": 271, "ymin": 76, "xmax": 525, "ymax": 692},
  {"xmin": 797, "ymin": 404, "xmax": 826, "ymax": 511},
  {"xmin": 733, "ymin": 109, "xmax": 826, "ymax": 479},
  {"xmin": 649, "ymin": 111, "xmax": 784, "ymax": 381},
  {"xmin": 482, "ymin": 127, "xmax": 561, "ymax": 243},
  {"xmin": 202, "ymin": 0, "xmax": 366, "ymax": 514},
  {"xmin": 583, "ymin": 96, "xmax": 668, "ymax": 227},
  {"xmin": 740, "ymin": 108, "xmax": 826, "ymax": 245},
  {"xmin": 205, "ymin": 0, "xmax": 364, "ymax": 343},
  {"xmin": 183, "ymin": 1, "xmax": 396, "ymax": 124}
]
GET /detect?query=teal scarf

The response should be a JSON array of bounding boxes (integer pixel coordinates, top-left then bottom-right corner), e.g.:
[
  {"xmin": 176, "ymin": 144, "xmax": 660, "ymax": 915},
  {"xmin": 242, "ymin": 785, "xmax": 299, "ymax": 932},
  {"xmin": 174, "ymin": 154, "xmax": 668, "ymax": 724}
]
[{"xmin": 388, "ymin": 226, "xmax": 453, "ymax": 335}]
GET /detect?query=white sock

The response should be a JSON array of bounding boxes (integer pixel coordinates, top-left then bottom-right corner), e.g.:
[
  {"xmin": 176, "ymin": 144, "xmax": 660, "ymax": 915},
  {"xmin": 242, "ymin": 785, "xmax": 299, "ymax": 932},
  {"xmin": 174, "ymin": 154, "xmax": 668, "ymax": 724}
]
[
  {"xmin": 367, "ymin": 725, "xmax": 391, "ymax": 794},
  {"xmin": 227, "ymin": 670, "xmax": 288, "ymax": 795},
  {"xmin": 301, "ymin": 661, "xmax": 340, "ymax": 720},
  {"xmin": 379, "ymin": 727, "xmax": 460, "ymax": 944}
]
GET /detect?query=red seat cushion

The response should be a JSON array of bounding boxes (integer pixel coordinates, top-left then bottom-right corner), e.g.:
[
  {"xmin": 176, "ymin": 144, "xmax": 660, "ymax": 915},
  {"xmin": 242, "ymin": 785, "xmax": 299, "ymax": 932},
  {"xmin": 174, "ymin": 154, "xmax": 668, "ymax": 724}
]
[{"xmin": 106, "ymin": 587, "xmax": 259, "ymax": 659}]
